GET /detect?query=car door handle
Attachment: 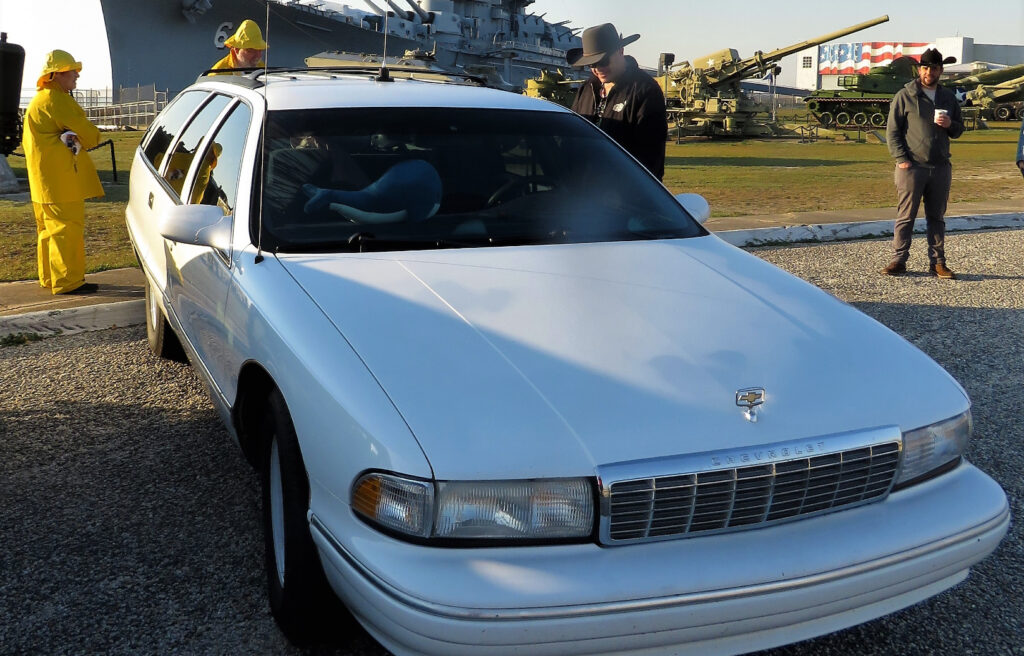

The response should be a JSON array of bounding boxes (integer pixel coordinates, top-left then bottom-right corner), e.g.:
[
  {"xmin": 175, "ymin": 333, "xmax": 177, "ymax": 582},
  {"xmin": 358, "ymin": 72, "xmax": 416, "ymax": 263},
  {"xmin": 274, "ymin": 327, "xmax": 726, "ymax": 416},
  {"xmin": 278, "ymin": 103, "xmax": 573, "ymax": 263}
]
[{"xmin": 148, "ymin": 192, "xmax": 154, "ymax": 209}]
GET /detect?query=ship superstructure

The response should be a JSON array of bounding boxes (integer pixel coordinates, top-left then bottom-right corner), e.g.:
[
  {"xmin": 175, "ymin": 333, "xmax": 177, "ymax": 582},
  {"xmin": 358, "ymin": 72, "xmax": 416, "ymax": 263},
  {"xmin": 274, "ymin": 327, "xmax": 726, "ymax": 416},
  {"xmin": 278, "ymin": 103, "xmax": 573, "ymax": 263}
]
[{"xmin": 99, "ymin": 0, "xmax": 580, "ymax": 97}]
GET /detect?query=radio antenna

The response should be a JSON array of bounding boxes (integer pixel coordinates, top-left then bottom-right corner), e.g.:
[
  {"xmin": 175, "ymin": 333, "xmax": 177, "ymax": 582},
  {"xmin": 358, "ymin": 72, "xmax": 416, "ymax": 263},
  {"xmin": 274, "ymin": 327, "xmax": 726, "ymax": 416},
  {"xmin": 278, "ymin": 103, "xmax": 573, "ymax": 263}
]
[
  {"xmin": 255, "ymin": 1, "xmax": 271, "ymax": 264},
  {"xmin": 376, "ymin": 10, "xmax": 391, "ymax": 81}
]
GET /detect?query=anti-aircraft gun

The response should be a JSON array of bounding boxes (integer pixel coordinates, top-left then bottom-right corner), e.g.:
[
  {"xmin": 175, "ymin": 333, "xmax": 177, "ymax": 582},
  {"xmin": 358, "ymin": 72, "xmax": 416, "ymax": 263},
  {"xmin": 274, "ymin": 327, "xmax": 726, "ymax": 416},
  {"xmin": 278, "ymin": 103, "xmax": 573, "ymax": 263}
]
[{"xmin": 658, "ymin": 15, "xmax": 889, "ymax": 137}]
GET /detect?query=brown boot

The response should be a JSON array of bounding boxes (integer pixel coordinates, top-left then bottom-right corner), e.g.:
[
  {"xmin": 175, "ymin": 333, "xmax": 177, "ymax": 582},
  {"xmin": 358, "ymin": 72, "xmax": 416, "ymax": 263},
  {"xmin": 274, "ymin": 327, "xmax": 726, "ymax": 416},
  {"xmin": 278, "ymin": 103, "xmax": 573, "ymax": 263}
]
[
  {"xmin": 930, "ymin": 262, "xmax": 956, "ymax": 279},
  {"xmin": 880, "ymin": 260, "xmax": 906, "ymax": 276}
]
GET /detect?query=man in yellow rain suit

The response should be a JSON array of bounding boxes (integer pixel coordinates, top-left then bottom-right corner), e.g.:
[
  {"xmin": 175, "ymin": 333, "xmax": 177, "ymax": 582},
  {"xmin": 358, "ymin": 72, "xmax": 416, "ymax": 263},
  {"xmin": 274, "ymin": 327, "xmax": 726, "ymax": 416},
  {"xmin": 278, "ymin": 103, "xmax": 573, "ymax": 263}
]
[
  {"xmin": 22, "ymin": 50, "xmax": 104, "ymax": 295},
  {"xmin": 210, "ymin": 20, "xmax": 267, "ymax": 74}
]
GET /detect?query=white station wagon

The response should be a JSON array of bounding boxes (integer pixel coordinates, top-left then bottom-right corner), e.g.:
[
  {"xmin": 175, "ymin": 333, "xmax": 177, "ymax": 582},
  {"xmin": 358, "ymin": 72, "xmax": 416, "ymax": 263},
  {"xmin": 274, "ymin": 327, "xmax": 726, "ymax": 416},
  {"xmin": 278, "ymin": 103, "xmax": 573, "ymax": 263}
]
[{"xmin": 125, "ymin": 67, "xmax": 1009, "ymax": 655}]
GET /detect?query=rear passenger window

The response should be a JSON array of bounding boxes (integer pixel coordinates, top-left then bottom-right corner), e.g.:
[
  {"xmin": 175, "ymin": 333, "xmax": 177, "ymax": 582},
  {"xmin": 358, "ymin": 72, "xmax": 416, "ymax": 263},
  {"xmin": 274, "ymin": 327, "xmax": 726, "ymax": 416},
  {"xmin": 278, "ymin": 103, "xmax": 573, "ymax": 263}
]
[
  {"xmin": 142, "ymin": 91, "xmax": 207, "ymax": 169},
  {"xmin": 188, "ymin": 102, "xmax": 252, "ymax": 211},
  {"xmin": 157, "ymin": 94, "xmax": 231, "ymax": 200}
]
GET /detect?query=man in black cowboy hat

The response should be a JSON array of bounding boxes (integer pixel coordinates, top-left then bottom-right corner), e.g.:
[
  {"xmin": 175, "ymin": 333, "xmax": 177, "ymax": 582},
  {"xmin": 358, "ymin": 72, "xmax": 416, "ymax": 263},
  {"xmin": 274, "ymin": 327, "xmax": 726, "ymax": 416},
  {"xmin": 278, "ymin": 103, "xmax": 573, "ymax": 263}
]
[
  {"xmin": 882, "ymin": 47, "xmax": 964, "ymax": 279},
  {"xmin": 567, "ymin": 23, "xmax": 668, "ymax": 180}
]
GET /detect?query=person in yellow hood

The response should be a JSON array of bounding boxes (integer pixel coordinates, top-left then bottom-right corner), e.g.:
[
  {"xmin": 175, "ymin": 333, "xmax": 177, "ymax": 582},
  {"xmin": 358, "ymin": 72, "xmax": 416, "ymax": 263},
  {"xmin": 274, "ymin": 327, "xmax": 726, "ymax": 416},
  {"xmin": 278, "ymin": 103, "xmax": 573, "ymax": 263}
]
[
  {"xmin": 210, "ymin": 20, "xmax": 267, "ymax": 74},
  {"xmin": 22, "ymin": 50, "xmax": 105, "ymax": 295}
]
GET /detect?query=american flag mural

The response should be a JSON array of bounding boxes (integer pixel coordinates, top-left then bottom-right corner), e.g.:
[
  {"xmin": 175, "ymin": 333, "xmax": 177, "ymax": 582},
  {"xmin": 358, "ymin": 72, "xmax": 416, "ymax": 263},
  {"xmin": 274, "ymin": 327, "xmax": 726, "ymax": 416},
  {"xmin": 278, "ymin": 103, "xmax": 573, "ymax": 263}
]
[{"xmin": 817, "ymin": 42, "xmax": 933, "ymax": 74}]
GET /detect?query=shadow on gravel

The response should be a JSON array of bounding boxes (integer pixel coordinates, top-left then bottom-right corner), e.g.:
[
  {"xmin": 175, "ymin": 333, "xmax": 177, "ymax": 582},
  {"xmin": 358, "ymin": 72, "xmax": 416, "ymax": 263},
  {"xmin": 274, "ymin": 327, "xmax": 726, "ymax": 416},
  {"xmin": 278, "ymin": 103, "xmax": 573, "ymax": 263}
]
[
  {"xmin": 0, "ymin": 398, "xmax": 386, "ymax": 656},
  {"xmin": 757, "ymin": 301, "xmax": 1023, "ymax": 656}
]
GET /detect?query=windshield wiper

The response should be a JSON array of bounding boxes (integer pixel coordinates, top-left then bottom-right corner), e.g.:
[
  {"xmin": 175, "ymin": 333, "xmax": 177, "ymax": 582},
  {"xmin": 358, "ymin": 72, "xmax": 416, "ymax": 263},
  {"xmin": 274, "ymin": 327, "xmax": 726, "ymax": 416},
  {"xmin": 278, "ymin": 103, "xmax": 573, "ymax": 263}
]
[{"xmin": 278, "ymin": 233, "xmax": 488, "ymax": 253}]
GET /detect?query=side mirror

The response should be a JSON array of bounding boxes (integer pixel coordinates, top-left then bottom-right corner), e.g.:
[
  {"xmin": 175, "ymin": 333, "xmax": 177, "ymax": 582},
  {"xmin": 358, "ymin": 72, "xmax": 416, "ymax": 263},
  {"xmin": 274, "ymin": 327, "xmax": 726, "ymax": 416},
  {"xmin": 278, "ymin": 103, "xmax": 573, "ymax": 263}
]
[
  {"xmin": 675, "ymin": 193, "xmax": 710, "ymax": 225},
  {"xmin": 160, "ymin": 204, "xmax": 232, "ymax": 250}
]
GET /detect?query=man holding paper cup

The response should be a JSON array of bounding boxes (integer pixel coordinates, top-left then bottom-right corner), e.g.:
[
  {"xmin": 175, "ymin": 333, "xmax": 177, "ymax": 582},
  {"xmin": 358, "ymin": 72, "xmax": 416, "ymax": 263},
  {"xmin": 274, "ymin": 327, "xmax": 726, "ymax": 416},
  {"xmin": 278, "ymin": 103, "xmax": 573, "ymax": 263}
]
[{"xmin": 882, "ymin": 48, "xmax": 963, "ymax": 279}]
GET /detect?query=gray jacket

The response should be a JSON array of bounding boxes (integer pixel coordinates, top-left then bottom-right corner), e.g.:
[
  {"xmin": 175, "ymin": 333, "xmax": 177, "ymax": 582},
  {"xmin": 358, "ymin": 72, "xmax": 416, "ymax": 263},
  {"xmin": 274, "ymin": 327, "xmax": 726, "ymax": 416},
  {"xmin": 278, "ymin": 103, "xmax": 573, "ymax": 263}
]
[{"xmin": 886, "ymin": 79, "xmax": 963, "ymax": 167}]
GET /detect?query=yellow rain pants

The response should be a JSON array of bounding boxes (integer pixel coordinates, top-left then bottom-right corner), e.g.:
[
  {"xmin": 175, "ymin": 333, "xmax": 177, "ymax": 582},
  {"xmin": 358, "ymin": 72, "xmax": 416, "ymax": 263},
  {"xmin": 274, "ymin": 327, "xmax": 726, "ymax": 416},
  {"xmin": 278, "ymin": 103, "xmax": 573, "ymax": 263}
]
[
  {"xmin": 21, "ymin": 84, "xmax": 104, "ymax": 294},
  {"xmin": 33, "ymin": 201, "xmax": 86, "ymax": 294}
]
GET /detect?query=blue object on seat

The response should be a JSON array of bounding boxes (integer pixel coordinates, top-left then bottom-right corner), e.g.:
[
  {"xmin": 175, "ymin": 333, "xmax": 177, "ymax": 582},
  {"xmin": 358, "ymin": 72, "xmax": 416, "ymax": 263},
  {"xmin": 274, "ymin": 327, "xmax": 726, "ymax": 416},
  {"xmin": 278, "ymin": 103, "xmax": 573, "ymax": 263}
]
[{"xmin": 302, "ymin": 159, "xmax": 442, "ymax": 223}]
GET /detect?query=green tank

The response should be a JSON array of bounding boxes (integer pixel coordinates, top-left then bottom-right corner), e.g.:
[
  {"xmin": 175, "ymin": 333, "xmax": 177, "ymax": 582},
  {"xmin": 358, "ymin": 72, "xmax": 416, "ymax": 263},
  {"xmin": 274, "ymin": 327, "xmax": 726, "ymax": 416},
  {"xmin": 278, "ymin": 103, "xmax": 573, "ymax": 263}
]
[
  {"xmin": 804, "ymin": 57, "xmax": 917, "ymax": 128},
  {"xmin": 806, "ymin": 60, "xmax": 1024, "ymax": 127}
]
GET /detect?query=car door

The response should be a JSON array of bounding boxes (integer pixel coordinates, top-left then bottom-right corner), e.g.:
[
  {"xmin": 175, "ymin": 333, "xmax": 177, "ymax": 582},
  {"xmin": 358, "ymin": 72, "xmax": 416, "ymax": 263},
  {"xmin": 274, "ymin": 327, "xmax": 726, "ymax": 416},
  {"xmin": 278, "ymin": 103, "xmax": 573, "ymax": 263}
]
[
  {"xmin": 163, "ymin": 99, "xmax": 253, "ymax": 401},
  {"xmin": 127, "ymin": 90, "xmax": 212, "ymax": 292}
]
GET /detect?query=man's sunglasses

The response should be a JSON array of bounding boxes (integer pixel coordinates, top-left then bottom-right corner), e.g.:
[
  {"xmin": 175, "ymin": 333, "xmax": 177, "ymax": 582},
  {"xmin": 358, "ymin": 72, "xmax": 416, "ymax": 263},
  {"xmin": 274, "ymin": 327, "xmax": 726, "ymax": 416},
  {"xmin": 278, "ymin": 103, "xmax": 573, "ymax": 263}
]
[{"xmin": 589, "ymin": 56, "xmax": 612, "ymax": 69}]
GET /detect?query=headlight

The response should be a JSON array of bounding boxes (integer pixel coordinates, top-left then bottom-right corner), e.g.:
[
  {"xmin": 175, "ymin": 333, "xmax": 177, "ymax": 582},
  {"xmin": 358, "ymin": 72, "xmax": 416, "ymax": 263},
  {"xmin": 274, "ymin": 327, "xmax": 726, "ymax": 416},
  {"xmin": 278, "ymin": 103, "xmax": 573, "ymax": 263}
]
[
  {"xmin": 896, "ymin": 410, "xmax": 971, "ymax": 485},
  {"xmin": 352, "ymin": 473, "xmax": 594, "ymax": 543}
]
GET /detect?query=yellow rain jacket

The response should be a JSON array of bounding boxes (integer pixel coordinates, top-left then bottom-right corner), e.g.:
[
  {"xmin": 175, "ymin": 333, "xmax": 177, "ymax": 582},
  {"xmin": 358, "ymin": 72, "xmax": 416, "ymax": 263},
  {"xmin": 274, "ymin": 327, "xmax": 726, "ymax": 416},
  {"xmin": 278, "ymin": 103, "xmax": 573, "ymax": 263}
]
[
  {"xmin": 210, "ymin": 50, "xmax": 266, "ymax": 75},
  {"xmin": 22, "ymin": 84, "xmax": 104, "ymax": 203},
  {"xmin": 210, "ymin": 20, "xmax": 267, "ymax": 74}
]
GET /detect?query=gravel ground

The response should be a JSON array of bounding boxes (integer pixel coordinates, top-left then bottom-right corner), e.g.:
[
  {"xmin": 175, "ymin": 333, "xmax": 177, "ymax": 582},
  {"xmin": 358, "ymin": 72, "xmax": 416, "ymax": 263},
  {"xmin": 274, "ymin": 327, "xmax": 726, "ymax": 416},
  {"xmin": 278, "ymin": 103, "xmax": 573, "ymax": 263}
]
[{"xmin": 0, "ymin": 229, "xmax": 1021, "ymax": 655}]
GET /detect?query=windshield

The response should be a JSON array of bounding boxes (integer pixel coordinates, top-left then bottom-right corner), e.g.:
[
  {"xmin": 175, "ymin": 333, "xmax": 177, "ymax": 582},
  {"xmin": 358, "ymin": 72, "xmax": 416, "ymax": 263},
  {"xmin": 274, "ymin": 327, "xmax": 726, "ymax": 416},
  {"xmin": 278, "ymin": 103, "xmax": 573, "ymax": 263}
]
[{"xmin": 257, "ymin": 107, "xmax": 705, "ymax": 252}]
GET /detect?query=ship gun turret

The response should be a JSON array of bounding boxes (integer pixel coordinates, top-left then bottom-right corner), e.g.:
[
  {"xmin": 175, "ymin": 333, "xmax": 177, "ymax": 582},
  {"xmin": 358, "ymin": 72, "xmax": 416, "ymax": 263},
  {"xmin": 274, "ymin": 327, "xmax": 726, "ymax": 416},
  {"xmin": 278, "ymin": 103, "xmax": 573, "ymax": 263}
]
[{"xmin": 660, "ymin": 15, "xmax": 889, "ymax": 137}]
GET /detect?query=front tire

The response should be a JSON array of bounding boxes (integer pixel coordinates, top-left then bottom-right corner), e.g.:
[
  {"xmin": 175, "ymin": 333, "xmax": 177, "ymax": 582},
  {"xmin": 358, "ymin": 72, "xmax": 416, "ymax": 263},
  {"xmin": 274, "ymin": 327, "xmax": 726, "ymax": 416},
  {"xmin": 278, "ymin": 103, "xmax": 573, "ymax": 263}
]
[
  {"xmin": 261, "ymin": 388, "xmax": 341, "ymax": 643},
  {"xmin": 144, "ymin": 276, "xmax": 185, "ymax": 361}
]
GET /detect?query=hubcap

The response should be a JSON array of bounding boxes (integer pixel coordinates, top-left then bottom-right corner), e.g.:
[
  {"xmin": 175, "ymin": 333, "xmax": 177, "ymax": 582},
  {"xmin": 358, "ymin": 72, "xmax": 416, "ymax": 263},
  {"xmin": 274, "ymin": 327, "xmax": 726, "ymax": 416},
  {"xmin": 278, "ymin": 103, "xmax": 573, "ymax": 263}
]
[{"xmin": 269, "ymin": 437, "xmax": 286, "ymax": 587}]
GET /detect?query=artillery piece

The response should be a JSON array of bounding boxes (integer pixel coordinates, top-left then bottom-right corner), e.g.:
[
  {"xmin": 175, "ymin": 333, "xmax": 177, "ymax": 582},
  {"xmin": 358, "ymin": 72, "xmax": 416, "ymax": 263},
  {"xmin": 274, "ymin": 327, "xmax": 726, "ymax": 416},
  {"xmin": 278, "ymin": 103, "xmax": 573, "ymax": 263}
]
[
  {"xmin": 658, "ymin": 15, "xmax": 888, "ymax": 137},
  {"xmin": 956, "ymin": 66, "xmax": 1024, "ymax": 120}
]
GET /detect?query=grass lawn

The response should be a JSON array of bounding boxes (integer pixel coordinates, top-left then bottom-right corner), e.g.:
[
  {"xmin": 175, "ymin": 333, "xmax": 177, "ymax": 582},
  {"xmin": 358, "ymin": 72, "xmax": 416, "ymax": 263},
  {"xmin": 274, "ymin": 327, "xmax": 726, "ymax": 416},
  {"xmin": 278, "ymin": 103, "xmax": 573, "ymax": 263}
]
[
  {"xmin": 1, "ymin": 131, "xmax": 141, "ymax": 283},
  {"xmin": 1, "ymin": 125, "xmax": 1021, "ymax": 282},
  {"xmin": 662, "ymin": 126, "xmax": 1024, "ymax": 216}
]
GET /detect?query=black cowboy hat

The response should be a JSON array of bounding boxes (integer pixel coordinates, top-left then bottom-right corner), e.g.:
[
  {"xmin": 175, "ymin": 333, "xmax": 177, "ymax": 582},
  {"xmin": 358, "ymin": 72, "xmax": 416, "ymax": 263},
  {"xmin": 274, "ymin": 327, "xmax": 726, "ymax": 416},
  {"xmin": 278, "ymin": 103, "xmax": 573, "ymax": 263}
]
[
  {"xmin": 919, "ymin": 48, "xmax": 956, "ymax": 67},
  {"xmin": 566, "ymin": 23, "xmax": 640, "ymax": 68}
]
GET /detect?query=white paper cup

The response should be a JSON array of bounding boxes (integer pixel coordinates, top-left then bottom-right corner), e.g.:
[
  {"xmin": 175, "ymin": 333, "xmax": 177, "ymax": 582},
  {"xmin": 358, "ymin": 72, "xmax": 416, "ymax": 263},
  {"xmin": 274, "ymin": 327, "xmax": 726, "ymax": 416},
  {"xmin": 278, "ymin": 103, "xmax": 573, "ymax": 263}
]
[{"xmin": 934, "ymin": 108, "xmax": 949, "ymax": 123}]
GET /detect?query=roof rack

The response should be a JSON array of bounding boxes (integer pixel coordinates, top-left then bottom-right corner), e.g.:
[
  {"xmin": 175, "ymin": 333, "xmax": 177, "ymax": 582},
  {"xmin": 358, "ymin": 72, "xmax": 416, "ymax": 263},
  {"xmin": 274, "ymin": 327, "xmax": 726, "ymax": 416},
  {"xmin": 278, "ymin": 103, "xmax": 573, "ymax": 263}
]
[{"xmin": 196, "ymin": 66, "xmax": 491, "ymax": 88}]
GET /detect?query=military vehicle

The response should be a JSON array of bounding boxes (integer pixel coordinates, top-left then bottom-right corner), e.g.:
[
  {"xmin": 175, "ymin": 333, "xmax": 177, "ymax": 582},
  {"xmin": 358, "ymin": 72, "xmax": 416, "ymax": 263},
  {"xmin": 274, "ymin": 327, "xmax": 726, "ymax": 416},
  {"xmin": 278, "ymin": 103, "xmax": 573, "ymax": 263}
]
[
  {"xmin": 957, "ymin": 69, "xmax": 1024, "ymax": 120},
  {"xmin": 806, "ymin": 61, "xmax": 1024, "ymax": 126},
  {"xmin": 657, "ymin": 15, "xmax": 889, "ymax": 137},
  {"xmin": 523, "ymin": 69, "xmax": 582, "ymax": 107}
]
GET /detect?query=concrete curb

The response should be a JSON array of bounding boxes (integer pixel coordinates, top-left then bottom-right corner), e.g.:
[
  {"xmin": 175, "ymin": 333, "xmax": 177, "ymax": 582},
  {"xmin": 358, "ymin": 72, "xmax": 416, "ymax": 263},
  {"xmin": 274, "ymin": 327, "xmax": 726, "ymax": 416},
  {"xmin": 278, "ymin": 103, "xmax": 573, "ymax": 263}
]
[
  {"xmin": 715, "ymin": 212, "xmax": 1024, "ymax": 247},
  {"xmin": 0, "ymin": 300, "xmax": 145, "ymax": 338}
]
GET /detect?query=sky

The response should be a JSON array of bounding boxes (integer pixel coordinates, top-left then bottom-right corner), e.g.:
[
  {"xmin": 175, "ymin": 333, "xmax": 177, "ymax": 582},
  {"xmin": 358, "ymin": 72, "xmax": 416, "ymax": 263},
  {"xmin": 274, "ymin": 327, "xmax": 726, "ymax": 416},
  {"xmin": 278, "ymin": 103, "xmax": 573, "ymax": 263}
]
[{"xmin": 2, "ymin": 0, "xmax": 1023, "ymax": 94}]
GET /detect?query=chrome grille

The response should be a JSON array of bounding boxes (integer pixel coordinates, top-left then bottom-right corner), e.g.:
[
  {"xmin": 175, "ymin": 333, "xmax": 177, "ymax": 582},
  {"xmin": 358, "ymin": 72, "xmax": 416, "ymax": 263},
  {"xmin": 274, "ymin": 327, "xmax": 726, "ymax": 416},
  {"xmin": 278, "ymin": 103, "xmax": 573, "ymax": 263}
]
[{"xmin": 603, "ymin": 437, "xmax": 901, "ymax": 544}]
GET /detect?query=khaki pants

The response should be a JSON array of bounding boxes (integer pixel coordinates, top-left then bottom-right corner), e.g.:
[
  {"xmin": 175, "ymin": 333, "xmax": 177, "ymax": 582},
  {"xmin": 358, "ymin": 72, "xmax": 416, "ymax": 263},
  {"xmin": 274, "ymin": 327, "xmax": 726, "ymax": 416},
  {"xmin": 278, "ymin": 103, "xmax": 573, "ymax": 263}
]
[
  {"xmin": 33, "ymin": 201, "xmax": 86, "ymax": 294},
  {"xmin": 892, "ymin": 163, "xmax": 952, "ymax": 265}
]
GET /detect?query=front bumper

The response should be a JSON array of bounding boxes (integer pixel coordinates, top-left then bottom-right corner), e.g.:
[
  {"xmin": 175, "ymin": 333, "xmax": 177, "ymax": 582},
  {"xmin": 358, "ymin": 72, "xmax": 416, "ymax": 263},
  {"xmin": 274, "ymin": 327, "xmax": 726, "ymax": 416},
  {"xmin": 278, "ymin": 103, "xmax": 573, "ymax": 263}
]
[{"xmin": 309, "ymin": 462, "xmax": 1008, "ymax": 656}]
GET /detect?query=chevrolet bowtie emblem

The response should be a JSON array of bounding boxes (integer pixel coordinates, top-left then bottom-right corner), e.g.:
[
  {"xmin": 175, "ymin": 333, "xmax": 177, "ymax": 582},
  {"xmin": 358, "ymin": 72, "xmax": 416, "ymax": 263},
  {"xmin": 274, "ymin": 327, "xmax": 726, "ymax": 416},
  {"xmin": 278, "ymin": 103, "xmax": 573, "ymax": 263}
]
[{"xmin": 736, "ymin": 388, "xmax": 766, "ymax": 422}]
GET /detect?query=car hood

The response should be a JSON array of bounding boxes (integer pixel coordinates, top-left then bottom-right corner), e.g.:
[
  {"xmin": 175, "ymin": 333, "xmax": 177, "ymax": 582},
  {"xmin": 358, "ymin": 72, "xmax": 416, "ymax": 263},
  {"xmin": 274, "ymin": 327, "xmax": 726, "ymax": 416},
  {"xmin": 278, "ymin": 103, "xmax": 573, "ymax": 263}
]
[{"xmin": 278, "ymin": 237, "xmax": 968, "ymax": 480}]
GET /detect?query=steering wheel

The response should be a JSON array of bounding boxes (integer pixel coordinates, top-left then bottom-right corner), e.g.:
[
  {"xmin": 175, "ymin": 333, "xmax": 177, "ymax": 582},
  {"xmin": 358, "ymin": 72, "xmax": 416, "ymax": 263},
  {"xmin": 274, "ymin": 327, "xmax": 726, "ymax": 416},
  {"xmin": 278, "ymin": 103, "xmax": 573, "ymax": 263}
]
[{"xmin": 486, "ymin": 175, "xmax": 556, "ymax": 207}]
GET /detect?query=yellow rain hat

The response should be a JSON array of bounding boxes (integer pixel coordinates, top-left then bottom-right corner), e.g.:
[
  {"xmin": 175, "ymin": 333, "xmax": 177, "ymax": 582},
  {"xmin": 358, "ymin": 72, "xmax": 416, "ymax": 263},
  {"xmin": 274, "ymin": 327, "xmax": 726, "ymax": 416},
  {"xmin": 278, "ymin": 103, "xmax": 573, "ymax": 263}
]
[
  {"xmin": 224, "ymin": 20, "xmax": 268, "ymax": 50},
  {"xmin": 36, "ymin": 50, "xmax": 82, "ymax": 89}
]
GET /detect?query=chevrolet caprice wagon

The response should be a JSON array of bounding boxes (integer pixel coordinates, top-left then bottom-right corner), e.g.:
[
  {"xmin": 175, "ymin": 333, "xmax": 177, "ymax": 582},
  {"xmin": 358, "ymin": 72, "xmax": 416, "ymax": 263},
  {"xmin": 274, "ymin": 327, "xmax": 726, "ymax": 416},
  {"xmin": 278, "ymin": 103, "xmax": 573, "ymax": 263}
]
[{"xmin": 125, "ymin": 67, "xmax": 1009, "ymax": 656}]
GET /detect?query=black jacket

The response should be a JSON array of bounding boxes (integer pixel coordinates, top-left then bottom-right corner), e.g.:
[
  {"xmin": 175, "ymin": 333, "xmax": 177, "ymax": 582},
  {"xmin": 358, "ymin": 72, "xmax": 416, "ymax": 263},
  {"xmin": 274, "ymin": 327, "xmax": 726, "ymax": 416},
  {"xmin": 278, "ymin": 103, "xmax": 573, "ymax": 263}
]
[{"xmin": 571, "ymin": 56, "xmax": 668, "ymax": 180}]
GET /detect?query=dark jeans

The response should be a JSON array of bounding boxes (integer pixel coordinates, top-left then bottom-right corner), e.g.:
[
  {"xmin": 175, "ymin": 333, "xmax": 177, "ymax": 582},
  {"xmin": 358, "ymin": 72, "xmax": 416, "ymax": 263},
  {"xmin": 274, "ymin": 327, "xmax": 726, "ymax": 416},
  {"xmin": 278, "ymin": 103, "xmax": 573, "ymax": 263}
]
[{"xmin": 892, "ymin": 163, "xmax": 952, "ymax": 265}]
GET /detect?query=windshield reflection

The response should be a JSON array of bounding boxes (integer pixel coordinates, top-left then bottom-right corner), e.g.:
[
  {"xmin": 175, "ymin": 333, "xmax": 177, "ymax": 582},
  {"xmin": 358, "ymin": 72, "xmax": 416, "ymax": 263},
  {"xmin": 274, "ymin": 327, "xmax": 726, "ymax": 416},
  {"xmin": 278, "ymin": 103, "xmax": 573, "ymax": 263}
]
[{"xmin": 258, "ymin": 108, "xmax": 704, "ymax": 252}]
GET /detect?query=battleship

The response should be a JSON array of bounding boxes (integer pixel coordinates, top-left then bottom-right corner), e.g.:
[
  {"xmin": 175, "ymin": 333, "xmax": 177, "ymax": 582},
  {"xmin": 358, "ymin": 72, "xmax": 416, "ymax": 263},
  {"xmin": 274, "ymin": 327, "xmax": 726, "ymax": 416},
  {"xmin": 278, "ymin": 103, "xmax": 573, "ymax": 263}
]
[{"xmin": 97, "ymin": 0, "xmax": 581, "ymax": 97}]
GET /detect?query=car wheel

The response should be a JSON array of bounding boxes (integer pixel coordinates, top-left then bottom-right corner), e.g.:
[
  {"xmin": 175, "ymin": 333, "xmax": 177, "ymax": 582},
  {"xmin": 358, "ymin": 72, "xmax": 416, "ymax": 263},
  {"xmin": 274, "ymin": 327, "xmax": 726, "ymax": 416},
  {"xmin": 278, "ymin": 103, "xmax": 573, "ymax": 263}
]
[
  {"xmin": 144, "ymin": 276, "xmax": 185, "ymax": 361},
  {"xmin": 261, "ymin": 388, "xmax": 342, "ymax": 643}
]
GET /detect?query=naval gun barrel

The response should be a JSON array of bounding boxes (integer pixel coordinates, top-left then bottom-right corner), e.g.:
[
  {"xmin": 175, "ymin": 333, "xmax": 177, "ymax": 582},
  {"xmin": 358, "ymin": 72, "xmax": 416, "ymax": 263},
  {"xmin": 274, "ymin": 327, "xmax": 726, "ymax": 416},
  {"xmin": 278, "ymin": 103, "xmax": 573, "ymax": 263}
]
[
  {"xmin": 384, "ymin": 0, "xmax": 415, "ymax": 21},
  {"xmin": 715, "ymin": 14, "xmax": 889, "ymax": 85},
  {"xmin": 404, "ymin": 0, "xmax": 432, "ymax": 23},
  {"xmin": 363, "ymin": 0, "xmax": 386, "ymax": 17}
]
